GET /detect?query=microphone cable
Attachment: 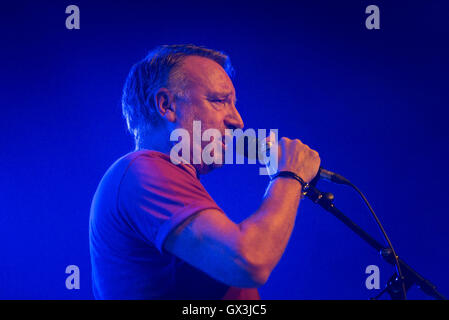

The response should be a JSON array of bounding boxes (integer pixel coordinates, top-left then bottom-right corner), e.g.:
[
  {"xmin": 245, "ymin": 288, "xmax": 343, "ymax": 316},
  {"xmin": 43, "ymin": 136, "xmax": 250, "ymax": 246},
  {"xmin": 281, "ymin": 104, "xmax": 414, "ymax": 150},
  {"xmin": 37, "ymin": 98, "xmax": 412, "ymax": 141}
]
[{"xmin": 335, "ymin": 176, "xmax": 407, "ymax": 300}]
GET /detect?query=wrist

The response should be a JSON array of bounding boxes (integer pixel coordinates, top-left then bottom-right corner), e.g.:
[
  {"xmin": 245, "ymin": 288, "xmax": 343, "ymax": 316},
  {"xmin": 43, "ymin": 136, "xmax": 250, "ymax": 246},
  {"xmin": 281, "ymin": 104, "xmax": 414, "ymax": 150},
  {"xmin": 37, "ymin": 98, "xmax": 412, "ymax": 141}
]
[{"xmin": 270, "ymin": 171, "xmax": 310, "ymax": 196}]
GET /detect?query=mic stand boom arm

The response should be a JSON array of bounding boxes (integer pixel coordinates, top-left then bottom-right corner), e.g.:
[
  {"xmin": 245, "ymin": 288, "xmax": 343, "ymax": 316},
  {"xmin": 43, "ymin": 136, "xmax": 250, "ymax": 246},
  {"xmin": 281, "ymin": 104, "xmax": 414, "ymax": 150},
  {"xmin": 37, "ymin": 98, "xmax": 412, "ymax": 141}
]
[{"xmin": 305, "ymin": 183, "xmax": 446, "ymax": 300}]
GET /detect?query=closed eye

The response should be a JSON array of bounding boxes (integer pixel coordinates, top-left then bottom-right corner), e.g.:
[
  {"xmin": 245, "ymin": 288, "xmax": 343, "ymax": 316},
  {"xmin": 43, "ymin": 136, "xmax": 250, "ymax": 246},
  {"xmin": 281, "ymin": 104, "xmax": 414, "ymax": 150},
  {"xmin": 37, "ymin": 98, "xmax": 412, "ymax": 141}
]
[{"xmin": 209, "ymin": 98, "xmax": 226, "ymax": 103}]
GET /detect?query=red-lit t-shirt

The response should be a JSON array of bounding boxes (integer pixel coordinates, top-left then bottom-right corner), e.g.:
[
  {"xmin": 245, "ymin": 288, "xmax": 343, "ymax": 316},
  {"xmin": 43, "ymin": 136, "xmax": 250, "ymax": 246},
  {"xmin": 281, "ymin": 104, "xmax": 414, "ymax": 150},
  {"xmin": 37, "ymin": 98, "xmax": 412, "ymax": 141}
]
[{"xmin": 89, "ymin": 150, "xmax": 260, "ymax": 299}]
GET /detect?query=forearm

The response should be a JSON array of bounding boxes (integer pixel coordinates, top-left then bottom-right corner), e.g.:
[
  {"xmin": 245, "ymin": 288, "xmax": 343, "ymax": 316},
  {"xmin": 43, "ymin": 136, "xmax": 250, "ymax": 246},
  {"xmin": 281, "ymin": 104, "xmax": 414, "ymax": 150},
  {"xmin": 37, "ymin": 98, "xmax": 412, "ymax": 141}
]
[
  {"xmin": 238, "ymin": 176, "xmax": 303, "ymax": 280},
  {"xmin": 163, "ymin": 176, "xmax": 302, "ymax": 289}
]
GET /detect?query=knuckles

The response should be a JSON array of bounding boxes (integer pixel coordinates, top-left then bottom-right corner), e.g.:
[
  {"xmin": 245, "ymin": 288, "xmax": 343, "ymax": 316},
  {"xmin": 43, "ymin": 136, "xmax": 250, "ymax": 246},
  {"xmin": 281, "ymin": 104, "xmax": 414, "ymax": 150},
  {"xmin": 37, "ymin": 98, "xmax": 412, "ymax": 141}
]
[
  {"xmin": 277, "ymin": 137, "xmax": 320, "ymax": 180},
  {"xmin": 279, "ymin": 137, "xmax": 290, "ymax": 145},
  {"xmin": 278, "ymin": 136, "xmax": 320, "ymax": 161}
]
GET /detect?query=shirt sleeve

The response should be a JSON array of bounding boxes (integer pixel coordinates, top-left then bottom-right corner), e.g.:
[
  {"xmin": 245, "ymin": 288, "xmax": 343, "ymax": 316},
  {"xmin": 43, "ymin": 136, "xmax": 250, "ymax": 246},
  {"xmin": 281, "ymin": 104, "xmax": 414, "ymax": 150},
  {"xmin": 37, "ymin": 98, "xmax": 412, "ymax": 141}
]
[{"xmin": 117, "ymin": 154, "xmax": 224, "ymax": 253}]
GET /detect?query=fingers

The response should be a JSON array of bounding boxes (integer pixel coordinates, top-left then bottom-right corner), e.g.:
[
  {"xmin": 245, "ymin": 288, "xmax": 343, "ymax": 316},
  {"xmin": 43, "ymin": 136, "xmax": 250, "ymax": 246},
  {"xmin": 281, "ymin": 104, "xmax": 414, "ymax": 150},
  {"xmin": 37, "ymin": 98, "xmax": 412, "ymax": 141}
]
[{"xmin": 276, "ymin": 136, "xmax": 321, "ymax": 183}]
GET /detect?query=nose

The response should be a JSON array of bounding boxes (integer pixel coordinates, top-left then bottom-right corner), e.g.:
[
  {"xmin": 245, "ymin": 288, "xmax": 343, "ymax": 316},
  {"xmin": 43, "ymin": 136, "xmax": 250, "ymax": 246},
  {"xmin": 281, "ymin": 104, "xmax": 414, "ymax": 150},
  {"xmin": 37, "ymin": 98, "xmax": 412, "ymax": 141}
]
[{"xmin": 224, "ymin": 103, "xmax": 244, "ymax": 130}]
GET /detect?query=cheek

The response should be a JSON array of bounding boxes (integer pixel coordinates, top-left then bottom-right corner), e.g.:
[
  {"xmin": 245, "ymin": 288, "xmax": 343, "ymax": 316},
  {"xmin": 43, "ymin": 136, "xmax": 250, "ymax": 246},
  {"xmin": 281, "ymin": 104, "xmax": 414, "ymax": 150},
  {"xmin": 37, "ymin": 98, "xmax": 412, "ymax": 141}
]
[
  {"xmin": 176, "ymin": 102, "xmax": 198, "ymax": 127},
  {"xmin": 179, "ymin": 100, "xmax": 225, "ymax": 130}
]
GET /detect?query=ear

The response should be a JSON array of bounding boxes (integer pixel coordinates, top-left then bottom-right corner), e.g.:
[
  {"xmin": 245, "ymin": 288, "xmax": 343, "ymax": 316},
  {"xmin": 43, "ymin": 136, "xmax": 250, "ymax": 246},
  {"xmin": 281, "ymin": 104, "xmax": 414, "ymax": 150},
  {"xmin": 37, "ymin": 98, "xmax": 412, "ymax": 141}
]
[{"xmin": 154, "ymin": 88, "xmax": 176, "ymax": 122}]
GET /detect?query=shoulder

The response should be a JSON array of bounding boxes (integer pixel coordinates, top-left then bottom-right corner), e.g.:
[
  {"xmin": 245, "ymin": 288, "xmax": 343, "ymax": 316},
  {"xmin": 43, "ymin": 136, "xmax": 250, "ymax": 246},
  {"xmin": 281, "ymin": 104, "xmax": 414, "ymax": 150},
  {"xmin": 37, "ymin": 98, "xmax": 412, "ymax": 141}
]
[{"xmin": 120, "ymin": 149, "xmax": 199, "ymax": 186}]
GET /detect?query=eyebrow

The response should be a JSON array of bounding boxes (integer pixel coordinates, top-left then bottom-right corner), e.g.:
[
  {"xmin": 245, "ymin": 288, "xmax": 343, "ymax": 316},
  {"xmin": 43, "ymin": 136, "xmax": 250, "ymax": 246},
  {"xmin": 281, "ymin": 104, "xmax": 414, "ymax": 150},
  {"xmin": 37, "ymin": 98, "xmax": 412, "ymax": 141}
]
[{"xmin": 207, "ymin": 91, "xmax": 237, "ymax": 103}]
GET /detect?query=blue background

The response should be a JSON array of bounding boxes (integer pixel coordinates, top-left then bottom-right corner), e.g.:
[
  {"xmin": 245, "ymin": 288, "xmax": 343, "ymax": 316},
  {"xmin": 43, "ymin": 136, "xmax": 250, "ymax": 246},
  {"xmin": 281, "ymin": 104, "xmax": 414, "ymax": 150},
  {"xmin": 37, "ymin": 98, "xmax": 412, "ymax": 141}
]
[{"xmin": 1, "ymin": 0, "xmax": 448, "ymax": 299}]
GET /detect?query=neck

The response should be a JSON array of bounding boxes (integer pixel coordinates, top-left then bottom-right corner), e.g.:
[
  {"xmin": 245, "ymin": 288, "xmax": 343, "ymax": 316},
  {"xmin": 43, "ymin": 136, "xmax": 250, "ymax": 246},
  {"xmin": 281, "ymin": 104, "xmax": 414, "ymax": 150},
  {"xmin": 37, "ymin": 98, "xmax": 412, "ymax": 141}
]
[
  {"xmin": 135, "ymin": 128, "xmax": 214, "ymax": 177},
  {"xmin": 136, "ymin": 130, "xmax": 173, "ymax": 155}
]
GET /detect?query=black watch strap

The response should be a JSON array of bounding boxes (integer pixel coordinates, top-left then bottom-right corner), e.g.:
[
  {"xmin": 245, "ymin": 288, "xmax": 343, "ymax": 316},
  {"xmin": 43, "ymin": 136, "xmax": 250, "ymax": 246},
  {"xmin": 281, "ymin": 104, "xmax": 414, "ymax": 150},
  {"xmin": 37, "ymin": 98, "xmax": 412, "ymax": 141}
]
[{"xmin": 270, "ymin": 171, "xmax": 310, "ymax": 195}]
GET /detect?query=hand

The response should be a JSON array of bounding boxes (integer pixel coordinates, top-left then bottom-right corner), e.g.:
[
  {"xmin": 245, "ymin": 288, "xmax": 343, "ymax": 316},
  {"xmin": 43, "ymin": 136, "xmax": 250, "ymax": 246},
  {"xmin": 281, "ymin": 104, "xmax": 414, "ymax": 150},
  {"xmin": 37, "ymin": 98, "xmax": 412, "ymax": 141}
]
[{"xmin": 275, "ymin": 137, "xmax": 320, "ymax": 183}]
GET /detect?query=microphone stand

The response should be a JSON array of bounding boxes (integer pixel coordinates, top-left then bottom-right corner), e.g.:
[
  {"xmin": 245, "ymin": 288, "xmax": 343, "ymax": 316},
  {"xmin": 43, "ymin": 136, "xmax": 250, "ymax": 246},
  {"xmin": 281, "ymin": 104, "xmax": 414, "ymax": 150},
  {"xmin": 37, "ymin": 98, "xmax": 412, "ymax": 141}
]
[{"xmin": 305, "ymin": 182, "xmax": 446, "ymax": 300}]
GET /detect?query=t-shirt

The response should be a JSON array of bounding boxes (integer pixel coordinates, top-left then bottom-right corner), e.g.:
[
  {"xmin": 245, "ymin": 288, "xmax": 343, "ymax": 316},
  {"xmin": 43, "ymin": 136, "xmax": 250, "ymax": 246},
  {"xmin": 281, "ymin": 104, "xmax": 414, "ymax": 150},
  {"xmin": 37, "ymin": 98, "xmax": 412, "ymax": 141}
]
[{"xmin": 89, "ymin": 150, "xmax": 260, "ymax": 299}]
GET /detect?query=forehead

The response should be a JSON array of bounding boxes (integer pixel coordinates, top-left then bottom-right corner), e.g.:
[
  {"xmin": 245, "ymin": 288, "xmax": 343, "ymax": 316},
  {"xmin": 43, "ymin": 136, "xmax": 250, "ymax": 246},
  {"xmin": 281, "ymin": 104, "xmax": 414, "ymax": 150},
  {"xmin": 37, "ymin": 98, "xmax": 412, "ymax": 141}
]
[{"xmin": 176, "ymin": 55, "xmax": 235, "ymax": 95}]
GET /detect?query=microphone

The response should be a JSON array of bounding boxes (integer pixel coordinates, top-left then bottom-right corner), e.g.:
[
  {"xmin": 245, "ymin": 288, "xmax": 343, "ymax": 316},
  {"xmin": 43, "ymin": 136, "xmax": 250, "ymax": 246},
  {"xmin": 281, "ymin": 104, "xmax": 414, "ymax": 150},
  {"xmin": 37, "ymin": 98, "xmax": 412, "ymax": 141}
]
[
  {"xmin": 316, "ymin": 167, "xmax": 349, "ymax": 185},
  {"xmin": 237, "ymin": 134, "xmax": 349, "ymax": 185}
]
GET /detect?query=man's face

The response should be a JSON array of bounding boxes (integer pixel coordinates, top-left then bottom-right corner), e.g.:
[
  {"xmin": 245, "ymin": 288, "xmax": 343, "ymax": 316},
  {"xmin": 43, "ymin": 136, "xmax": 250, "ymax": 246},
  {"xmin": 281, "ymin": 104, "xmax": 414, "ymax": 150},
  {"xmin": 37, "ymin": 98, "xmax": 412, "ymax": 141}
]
[{"xmin": 172, "ymin": 56, "xmax": 244, "ymax": 173}]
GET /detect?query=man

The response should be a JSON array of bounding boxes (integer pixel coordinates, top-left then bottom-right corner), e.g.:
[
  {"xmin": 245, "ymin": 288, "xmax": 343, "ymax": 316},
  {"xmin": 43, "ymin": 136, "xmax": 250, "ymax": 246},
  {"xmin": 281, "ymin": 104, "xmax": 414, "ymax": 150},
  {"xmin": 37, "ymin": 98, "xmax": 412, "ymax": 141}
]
[{"xmin": 89, "ymin": 44, "xmax": 320, "ymax": 299}]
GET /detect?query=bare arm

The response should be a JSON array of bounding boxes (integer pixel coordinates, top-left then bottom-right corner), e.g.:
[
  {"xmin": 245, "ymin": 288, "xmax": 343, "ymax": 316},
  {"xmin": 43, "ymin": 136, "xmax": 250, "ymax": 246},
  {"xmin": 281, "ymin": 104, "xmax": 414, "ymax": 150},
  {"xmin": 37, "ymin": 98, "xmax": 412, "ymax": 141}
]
[{"xmin": 164, "ymin": 137, "xmax": 320, "ymax": 288}]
